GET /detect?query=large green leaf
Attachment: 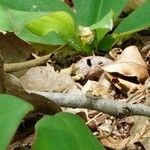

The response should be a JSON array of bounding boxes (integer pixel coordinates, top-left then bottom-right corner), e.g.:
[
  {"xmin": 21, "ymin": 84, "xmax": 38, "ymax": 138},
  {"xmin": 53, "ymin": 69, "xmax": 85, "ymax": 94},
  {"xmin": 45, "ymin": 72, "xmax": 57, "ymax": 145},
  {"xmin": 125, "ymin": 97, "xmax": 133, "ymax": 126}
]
[
  {"xmin": 0, "ymin": 5, "xmax": 13, "ymax": 31},
  {"xmin": 0, "ymin": 0, "xmax": 75, "ymax": 45},
  {"xmin": 113, "ymin": 0, "xmax": 150, "ymax": 39},
  {"xmin": 0, "ymin": 94, "xmax": 33, "ymax": 150},
  {"xmin": 33, "ymin": 112, "xmax": 105, "ymax": 150},
  {"xmin": 0, "ymin": 0, "xmax": 73, "ymax": 13},
  {"xmin": 73, "ymin": 0, "xmax": 128, "ymax": 26},
  {"xmin": 0, "ymin": 5, "xmax": 63, "ymax": 45},
  {"xmin": 26, "ymin": 11, "xmax": 78, "ymax": 44}
]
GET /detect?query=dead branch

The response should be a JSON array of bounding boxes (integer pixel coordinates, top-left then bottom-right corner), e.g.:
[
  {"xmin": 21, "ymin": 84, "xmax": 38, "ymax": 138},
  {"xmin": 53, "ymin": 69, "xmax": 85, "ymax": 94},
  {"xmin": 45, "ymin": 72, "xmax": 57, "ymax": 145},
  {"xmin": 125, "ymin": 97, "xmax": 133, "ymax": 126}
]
[
  {"xmin": 33, "ymin": 91, "xmax": 150, "ymax": 118},
  {"xmin": 3, "ymin": 72, "xmax": 150, "ymax": 118}
]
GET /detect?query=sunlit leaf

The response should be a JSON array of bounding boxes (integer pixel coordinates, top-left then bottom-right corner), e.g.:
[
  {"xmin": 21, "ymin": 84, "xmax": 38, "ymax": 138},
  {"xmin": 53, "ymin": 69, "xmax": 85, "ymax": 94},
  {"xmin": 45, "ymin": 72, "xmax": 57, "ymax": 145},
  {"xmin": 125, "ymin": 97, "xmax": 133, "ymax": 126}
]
[
  {"xmin": 0, "ymin": 5, "xmax": 63, "ymax": 45},
  {"xmin": 26, "ymin": 11, "xmax": 77, "ymax": 43}
]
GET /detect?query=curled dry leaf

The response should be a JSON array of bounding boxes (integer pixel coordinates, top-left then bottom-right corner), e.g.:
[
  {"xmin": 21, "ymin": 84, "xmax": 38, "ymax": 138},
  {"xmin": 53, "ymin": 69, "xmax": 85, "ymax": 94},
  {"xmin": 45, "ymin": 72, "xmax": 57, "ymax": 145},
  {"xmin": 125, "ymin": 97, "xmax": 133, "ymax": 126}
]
[
  {"xmin": 109, "ymin": 48, "xmax": 123, "ymax": 60},
  {"xmin": 20, "ymin": 65, "xmax": 80, "ymax": 93},
  {"xmin": 102, "ymin": 46, "xmax": 149, "ymax": 83}
]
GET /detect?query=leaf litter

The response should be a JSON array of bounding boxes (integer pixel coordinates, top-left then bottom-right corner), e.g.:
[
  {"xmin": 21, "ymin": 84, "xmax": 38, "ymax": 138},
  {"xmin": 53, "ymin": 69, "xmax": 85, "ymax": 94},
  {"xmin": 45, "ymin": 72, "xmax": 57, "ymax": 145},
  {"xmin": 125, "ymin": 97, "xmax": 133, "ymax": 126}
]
[
  {"xmin": 1, "ymin": 30, "xmax": 149, "ymax": 150},
  {"xmin": 10, "ymin": 44, "xmax": 149, "ymax": 150}
]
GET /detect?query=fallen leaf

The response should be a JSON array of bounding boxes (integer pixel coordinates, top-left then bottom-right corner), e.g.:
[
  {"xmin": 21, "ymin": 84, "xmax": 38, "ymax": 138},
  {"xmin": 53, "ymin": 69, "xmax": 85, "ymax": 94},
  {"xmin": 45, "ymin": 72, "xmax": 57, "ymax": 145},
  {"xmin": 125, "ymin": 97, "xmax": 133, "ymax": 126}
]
[
  {"xmin": 82, "ymin": 80, "xmax": 113, "ymax": 98},
  {"xmin": 126, "ymin": 116, "xmax": 150, "ymax": 148},
  {"xmin": 20, "ymin": 65, "xmax": 79, "ymax": 93},
  {"xmin": 102, "ymin": 46, "xmax": 149, "ymax": 83},
  {"xmin": 105, "ymin": 72, "xmax": 142, "ymax": 93}
]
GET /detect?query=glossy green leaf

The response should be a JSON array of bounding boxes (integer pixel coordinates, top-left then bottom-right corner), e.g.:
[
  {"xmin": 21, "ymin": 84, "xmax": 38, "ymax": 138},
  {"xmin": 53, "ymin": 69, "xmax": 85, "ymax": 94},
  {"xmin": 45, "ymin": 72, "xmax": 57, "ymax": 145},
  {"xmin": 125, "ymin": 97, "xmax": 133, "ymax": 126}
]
[
  {"xmin": 33, "ymin": 112, "xmax": 105, "ymax": 150},
  {"xmin": 0, "ymin": 94, "xmax": 33, "ymax": 150},
  {"xmin": 73, "ymin": 0, "xmax": 128, "ymax": 26},
  {"xmin": 26, "ymin": 11, "xmax": 77, "ymax": 43},
  {"xmin": 113, "ymin": 0, "xmax": 150, "ymax": 39}
]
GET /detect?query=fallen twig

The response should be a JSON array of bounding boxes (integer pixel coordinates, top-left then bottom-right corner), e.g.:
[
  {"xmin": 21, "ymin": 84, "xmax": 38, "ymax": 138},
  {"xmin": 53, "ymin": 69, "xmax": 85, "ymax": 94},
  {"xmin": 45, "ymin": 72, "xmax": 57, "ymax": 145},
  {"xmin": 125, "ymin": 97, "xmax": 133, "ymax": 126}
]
[
  {"xmin": 3, "ymin": 70, "xmax": 150, "ymax": 118},
  {"xmin": 33, "ymin": 91, "xmax": 150, "ymax": 117}
]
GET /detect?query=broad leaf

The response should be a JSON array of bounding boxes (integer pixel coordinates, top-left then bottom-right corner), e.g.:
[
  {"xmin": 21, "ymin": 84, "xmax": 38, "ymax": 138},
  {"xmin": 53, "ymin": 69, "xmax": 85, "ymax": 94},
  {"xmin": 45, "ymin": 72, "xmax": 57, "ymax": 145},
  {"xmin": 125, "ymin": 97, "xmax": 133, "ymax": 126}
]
[
  {"xmin": 0, "ymin": 5, "xmax": 63, "ymax": 45},
  {"xmin": 26, "ymin": 11, "xmax": 77, "ymax": 43},
  {"xmin": 113, "ymin": 0, "xmax": 150, "ymax": 39},
  {"xmin": 33, "ymin": 112, "xmax": 105, "ymax": 150},
  {"xmin": 90, "ymin": 11, "xmax": 114, "ymax": 44},
  {"xmin": 0, "ymin": 94, "xmax": 33, "ymax": 150},
  {"xmin": 98, "ymin": 35, "xmax": 116, "ymax": 51},
  {"xmin": 0, "ymin": 0, "xmax": 73, "ymax": 14},
  {"xmin": 90, "ymin": 11, "xmax": 113, "ymax": 30},
  {"xmin": 73, "ymin": 0, "xmax": 128, "ymax": 26},
  {"xmin": 0, "ymin": 5, "xmax": 13, "ymax": 31},
  {"xmin": 0, "ymin": 0, "xmax": 75, "ymax": 45}
]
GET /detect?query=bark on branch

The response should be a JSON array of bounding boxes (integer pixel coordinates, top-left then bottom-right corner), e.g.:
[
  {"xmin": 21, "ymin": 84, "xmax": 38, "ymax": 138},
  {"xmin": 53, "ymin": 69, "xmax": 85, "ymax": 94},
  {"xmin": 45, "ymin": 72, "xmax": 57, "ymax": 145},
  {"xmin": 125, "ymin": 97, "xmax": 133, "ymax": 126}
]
[
  {"xmin": 32, "ymin": 91, "xmax": 150, "ymax": 117},
  {"xmin": 3, "ymin": 72, "xmax": 150, "ymax": 118}
]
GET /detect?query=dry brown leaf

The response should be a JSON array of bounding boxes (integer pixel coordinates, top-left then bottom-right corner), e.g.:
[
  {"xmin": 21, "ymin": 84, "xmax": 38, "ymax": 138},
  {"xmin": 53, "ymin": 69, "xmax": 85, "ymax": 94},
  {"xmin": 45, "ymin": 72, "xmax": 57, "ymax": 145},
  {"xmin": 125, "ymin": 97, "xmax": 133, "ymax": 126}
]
[
  {"xmin": 139, "ymin": 136, "xmax": 150, "ymax": 150},
  {"xmin": 20, "ymin": 65, "xmax": 79, "ymax": 93},
  {"xmin": 102, "ymin": 46, "xmax": 149, "ymax": 83},
  {"xmin": 0, "ymin": 33, "xmax": 32, "ymax": 63},
  {"xmin": 100, "ymin": 136, "xmax": 129, "ymax": 150},
  {"xmin": 126, "ymin": 116, "xmax": 150, "ymax": 148},
  {"xmin": 105, "ymin": 72, "xmax": 142, "ymax": 93},
  {"xmin": 82, "ymin": 80, "xmax": 113, "ymax": 98},
  {"xmin": 117, "ymin": 46, "xmax": 147, "ymax": 67},
  {"xmin": 109, "ymin": 48, "xmax": 123, "ymax": 60}
]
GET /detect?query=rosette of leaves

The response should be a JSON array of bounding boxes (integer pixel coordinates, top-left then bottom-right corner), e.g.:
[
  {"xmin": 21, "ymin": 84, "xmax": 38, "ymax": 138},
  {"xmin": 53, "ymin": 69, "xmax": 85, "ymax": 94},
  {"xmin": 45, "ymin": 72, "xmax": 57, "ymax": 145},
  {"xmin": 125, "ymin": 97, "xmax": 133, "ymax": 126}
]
[{"xmin": 0, "ymin": 0, "xmax": 150, "ymax": 52}]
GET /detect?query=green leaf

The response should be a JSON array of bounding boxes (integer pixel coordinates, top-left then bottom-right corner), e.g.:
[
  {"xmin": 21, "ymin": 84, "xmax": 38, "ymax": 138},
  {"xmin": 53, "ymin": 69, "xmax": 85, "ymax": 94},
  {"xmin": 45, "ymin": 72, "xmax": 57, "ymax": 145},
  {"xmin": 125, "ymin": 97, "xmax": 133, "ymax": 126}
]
[
  {"xmin": 0, "ymin": 0, "xmax": 75, "ymax": 45},
  {"xmin": 0, "ymin": 94, "xmax": 33, "ymax": 150},
  {"xmin": 0, "ymin": 5, "xmax": 63, "ymax": 45},
  {"xmin": 113, "ymin": 0, "xmax": 150, "ymax": 39},
  {"xmin": 26, "ymin": 11, "xmax": 77, "ymax": 43},
  {"xmin": 90, "ymin": 11, "xmax": 114, "ymax": 44},
  {"xmin": 90, "ymin": 11, "xmax": 113, "ymax": 30},
  {"xmin": 98, "ymin": 35, "xmax": 116, "ymax": 51},
  {"xmin": 33, "ymin": 112, "xmax": 105, "ymax": 150},
  {"xmin": 73, "ymin": 0, "xmax": 128, "ymax": 26},
  {"xmin": 0, "ymin": 0, "xmax": 73, "ymax": 14},
  {"xmin": 0, "ymin": 5, "xmax": 13, "ymax": 32}
]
